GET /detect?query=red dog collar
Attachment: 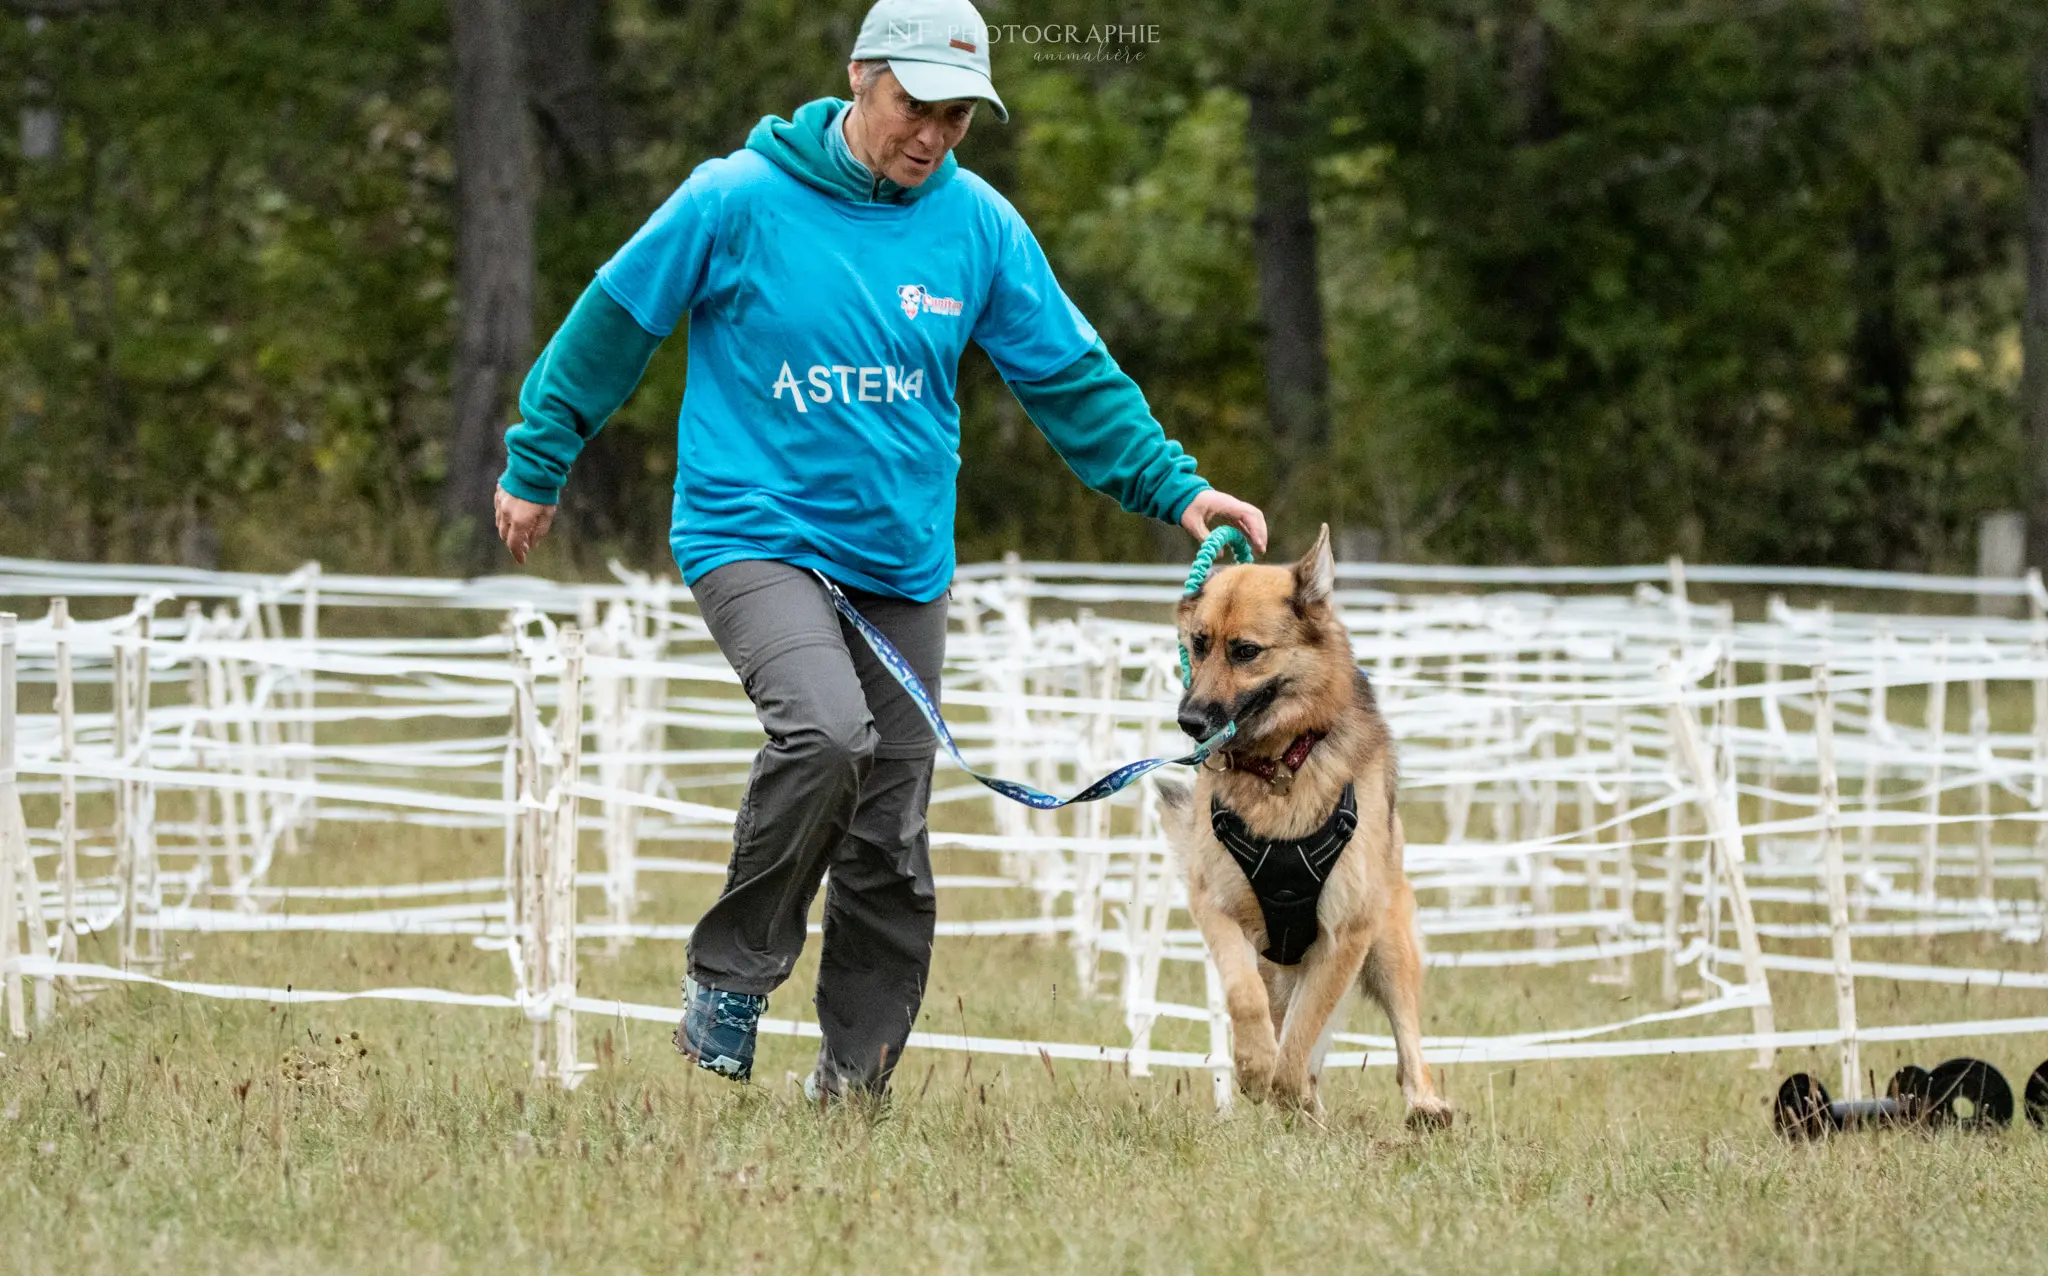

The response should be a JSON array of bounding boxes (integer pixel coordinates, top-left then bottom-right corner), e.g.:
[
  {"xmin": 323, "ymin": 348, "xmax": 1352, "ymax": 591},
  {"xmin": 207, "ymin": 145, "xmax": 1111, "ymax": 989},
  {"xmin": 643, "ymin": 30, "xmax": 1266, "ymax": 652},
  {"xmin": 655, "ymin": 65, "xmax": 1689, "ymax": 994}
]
[{"xmin": 1204, "ymin": 730, "xmax": 1325, "ymax": 793}]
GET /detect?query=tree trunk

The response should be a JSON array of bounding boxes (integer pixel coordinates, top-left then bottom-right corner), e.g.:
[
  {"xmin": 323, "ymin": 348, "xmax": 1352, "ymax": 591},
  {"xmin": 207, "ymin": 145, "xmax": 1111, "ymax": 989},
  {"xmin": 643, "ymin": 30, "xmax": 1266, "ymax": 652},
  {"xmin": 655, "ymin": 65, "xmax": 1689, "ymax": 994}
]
[
  {"xmin": 1244, "ymin": 81, "xmax": 1331, "ymax": 505},
  {"xmin": 1508, "ymin": 5, "xmax": 1557, "ymax": 144},
  {"xmin": 524, "ymin": 0, "xmax": 612, "ymax": 204},
  {"xmin": 1837, "ymin": 0, "xmax": 1915, "ymax": 567},
  {"xmin": 443, "ymin": 0, "xmax": 535, "ymax": 565},
  {"xmin": 15, "ymin": 18, "xmax": 56, "ymax": 350},
  {"xmin": 1847, "ymin": 182, "xmax": 1914, "ymax": 564},
  {"xmin": 2026, "ymin": 54, "xmax": 2048, "ymax": 570}
]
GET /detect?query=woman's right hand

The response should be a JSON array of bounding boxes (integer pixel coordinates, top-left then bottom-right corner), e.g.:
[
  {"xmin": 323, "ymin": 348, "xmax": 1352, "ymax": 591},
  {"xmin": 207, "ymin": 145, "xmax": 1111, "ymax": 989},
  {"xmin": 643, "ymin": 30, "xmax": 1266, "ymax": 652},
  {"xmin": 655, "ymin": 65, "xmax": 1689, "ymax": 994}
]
[{"xmin": 494, "ymin": 486, "xmax": 557, "ymax": 565}]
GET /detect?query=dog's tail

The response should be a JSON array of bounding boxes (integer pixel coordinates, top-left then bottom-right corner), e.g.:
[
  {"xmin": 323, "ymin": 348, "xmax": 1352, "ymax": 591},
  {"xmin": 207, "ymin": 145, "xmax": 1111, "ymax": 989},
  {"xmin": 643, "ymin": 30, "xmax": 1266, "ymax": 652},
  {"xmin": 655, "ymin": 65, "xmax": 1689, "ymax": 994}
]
[{"xmin": 1152, "ymin": 774, "xmax": 1195, "ymax": 845}]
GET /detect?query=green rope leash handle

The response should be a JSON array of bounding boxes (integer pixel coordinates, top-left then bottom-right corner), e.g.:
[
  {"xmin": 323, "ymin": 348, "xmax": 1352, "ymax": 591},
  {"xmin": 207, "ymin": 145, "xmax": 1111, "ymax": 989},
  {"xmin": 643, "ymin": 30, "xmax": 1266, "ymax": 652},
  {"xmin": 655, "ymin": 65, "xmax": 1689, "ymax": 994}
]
[{"xmin": 1178, "ymin": 524, "xmax": 1256, "ymax": 688}]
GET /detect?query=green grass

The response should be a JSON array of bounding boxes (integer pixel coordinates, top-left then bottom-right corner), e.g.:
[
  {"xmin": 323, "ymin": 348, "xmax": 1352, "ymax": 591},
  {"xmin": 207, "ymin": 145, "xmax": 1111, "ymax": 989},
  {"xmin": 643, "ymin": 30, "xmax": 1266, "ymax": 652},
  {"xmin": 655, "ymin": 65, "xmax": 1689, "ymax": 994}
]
[
  {"xmin": 9, "ymin": 652, "xmax": 2048, "ymax": 1274},
  {"xmin": 7, "ymin": 812, "xmax": 2048, "ymax": 1274}
]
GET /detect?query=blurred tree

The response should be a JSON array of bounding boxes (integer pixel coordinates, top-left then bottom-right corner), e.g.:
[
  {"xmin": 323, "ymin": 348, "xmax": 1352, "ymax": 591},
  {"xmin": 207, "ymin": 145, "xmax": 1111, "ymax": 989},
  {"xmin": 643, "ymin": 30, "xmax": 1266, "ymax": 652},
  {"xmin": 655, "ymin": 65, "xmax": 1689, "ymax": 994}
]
[
  {"xmin": 525, "ymin": 0, "xmax": 614, "ymax": 204},
  {"xmin": 2027, "ymin": 53, "xmax": 2048, "ymax": 566},
  {"xmin": 0, "ymin": 0, "xmax": 2043, "ymax": 577},
  {"xmin": 1162, "ymin": 0, "xmax": 1348, "ymax": 530},
  {"xmin": 445, "ymin": 0, "xmax": 534, "ymax": 568}
]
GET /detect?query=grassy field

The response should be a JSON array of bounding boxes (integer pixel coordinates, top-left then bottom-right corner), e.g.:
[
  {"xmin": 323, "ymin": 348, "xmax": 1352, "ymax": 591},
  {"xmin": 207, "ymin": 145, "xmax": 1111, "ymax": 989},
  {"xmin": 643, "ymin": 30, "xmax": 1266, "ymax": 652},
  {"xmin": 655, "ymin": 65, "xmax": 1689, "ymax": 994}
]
[
  {"xmin": 8, "ymin": 637, "xmax": 2048, "ymax": 1274},
  {"xmin": 6, "ymin": 809, "xmax": 2048, "ymax": 1275}
]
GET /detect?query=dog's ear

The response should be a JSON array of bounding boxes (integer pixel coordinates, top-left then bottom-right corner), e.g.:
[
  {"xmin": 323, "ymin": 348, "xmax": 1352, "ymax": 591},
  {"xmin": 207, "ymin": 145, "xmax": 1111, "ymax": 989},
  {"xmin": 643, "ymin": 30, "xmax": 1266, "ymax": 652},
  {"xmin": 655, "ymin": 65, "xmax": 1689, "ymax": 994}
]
[{"xmin": 1292, "ymin": 523, "xmax": 1335, "ymax": 609}]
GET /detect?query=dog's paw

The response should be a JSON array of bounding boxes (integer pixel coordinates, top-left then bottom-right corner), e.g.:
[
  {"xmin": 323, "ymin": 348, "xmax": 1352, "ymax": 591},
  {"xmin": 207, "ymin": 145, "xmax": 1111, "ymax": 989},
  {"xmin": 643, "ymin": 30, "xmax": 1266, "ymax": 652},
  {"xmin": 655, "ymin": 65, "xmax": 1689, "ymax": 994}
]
[
  {"xmin": 1233, "ymin": 1050, "xmax": 1277, "ymax": 1103},
  {"xmin": 1235, "ymin": 1067, "xmax": 1274, "ymax": 1104},
  {"xmin": 1404, "ymin": 1097, "xmax": 1455, "ymax": 1131},
  {"xmin": 1270, "ymin": 1066, "xmax": 1319, "ymax": 1113}
]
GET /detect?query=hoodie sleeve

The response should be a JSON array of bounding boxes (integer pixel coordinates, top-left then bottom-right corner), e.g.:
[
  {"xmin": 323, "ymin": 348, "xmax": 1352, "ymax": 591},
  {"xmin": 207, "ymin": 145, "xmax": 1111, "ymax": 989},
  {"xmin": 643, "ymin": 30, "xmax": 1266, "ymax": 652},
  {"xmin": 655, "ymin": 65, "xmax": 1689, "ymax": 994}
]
[
  {"xmin": 498, "ymin": 172, "xmax": 726, "ymax": 505},
  {"xmin": 593, "ymin": 172, "xmax": 723, "ymax": 337},
  {"xmin": 497, "ymin": 279, "xmax": 664, "ymax": 506},
  {"xmin": 1005, "ymin": 338, "xmax": 1211, "ymax": 526},
  {"xmin": 971, "ymin": 196, "xmax": 1098, "ymax": 382}
]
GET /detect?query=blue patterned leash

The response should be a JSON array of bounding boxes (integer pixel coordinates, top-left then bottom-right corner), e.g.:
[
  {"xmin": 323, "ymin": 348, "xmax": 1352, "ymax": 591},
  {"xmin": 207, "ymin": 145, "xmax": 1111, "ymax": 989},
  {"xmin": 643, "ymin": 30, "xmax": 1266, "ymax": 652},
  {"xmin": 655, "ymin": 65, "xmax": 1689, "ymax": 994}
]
[{"xmin": 811, "ymin": 527, "xmax": 1255, "ymax": 809}]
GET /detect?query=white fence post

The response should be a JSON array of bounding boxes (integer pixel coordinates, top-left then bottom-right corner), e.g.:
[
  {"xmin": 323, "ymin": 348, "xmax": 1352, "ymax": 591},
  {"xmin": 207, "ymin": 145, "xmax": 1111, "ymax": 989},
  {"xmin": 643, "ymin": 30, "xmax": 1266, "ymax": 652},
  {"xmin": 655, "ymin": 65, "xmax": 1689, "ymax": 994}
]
[
  {"xmin": 1611, "ymin": 702, "xmax": 1637, "ymax": 984},
  {"xmin": 2033, "ymin": 629, "xmax": 2048, "ymax": 948},
  {"xmin": 298, "ymin": 566, "xmax": 321, "ymax": 840},
  {"xmin": 1918, "ymin": 635, "xmax": 1950, "ymax": 900},
  {"xmin": 1070, "ymin": 623, "xmax": 1117, "ymax": 995},
  {"xmin": 1812, "ymin": 664, "xmax": 1861, "ymax": 1100},
  {"xmin": 549, "ymin": 627, "xmax": 589, "ymax": 1089},
  {"xmin": 182, "ymin": 602, "xmax": 216, "ymax": 893},
  {"xmin": 1968, "ymin": 670, "xmax": 1994, "ymax": 905},
  {"xmin": 1664, "ymin": 663, "xmax": 1776, "ymax": 1068},
  {"xmin": 1, "ymin": 614, "xmax": 26, "ymax": 1038},
  {"xmin": 52, "ymin": 600, "xmax": 79, "ymax": 978},
  {"xmin": 1203, "ymin": 954, "xmax": 1233, "ymax": 1112},
  {"xmin": 1857, "ymin": 624, "xmax": 1892, "ymax": 920},
  {"xmin": 1660, "ymin": 762, "xmax": 1687, "ymax": 1005},
  {"xmin": 507, "ymin": 624, "xmax": 547, "ymax": 1083}
]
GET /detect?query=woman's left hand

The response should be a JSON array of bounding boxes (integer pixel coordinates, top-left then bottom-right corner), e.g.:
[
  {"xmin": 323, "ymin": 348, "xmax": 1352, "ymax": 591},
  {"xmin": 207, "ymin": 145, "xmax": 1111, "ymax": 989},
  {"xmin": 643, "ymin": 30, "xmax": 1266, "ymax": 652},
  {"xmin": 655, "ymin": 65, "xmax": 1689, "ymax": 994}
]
[{"xmin": 1179, "ymin": 489, "xmax": 1269, "ymax": 555}]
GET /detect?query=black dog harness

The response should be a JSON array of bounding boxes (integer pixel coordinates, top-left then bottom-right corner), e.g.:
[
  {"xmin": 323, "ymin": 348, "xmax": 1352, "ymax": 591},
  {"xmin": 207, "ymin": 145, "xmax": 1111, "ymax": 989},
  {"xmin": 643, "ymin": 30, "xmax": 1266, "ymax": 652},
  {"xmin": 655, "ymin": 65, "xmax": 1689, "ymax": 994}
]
[{"xmin": 1209, "ymin": 784, "xmax": 1358, "ymax": 966}]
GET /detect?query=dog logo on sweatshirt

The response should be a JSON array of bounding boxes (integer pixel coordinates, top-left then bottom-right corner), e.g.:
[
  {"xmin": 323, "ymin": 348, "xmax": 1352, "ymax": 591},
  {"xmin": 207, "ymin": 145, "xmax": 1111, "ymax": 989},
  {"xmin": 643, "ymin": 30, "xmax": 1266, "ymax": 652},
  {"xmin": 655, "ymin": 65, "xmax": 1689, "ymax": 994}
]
[{"xmin": 897, "ymin": 283, "xmax": 963, "ymax": 321}]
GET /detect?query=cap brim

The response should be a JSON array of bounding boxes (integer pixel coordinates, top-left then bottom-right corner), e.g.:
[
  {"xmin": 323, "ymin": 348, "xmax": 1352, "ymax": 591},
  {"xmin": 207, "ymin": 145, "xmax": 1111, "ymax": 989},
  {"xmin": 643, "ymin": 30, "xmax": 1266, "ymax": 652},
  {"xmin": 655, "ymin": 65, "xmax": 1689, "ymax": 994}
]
[{"xmin": 888, "ymin": 59, "xmax": 1008, "ymax": 123}]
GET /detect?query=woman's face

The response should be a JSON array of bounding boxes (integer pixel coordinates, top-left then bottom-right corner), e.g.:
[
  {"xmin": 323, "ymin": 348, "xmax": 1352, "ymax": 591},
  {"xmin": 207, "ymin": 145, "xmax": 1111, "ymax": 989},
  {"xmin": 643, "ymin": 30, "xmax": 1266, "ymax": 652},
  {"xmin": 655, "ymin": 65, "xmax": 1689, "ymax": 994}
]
[{"xmin": 846, "ymin": 66, "xmax": 976, "ymax": 187}]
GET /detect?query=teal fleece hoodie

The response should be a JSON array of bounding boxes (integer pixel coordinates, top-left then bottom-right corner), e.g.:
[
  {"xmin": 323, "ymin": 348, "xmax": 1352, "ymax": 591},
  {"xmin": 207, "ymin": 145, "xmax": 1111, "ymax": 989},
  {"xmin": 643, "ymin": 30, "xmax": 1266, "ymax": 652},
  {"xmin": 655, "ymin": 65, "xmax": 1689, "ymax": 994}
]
[{"xmin": 499, "ymin": 98, "xmax": 1209, "ymax": 547}]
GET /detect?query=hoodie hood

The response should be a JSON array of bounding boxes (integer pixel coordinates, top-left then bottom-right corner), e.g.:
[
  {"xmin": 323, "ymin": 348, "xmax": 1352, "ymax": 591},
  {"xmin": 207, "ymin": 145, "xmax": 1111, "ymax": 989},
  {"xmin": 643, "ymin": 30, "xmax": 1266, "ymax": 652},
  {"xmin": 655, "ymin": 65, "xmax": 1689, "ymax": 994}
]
[{"xmin": 745, "ymin": 96, "xmax": 958, "ymax": 205}]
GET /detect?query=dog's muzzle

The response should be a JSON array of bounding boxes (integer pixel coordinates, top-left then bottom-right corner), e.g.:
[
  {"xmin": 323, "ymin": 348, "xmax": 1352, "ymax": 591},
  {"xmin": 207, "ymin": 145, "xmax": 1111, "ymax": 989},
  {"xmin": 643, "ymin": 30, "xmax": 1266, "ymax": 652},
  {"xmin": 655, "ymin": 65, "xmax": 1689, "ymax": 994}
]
[
  {"xmin": 1177, "ymin": 697, "xmax": 1228, "ymax": 741},
  {"xmin": 1178, "ymin": 679, "xmax": 1284, "ymax": 742}
]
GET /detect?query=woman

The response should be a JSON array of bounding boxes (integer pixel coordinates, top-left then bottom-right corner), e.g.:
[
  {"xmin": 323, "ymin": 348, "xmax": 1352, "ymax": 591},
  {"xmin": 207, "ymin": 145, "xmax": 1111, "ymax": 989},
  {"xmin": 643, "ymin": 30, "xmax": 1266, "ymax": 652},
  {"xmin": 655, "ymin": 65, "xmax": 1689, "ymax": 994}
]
[{"xmin": 493, "ymin": 0, "xmax": 1266, "ymax": 1100}]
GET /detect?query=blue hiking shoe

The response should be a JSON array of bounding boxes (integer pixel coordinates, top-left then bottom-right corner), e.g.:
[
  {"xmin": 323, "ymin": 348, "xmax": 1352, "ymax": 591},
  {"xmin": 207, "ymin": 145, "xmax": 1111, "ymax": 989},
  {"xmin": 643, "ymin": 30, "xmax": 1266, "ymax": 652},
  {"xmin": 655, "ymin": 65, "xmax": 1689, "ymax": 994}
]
[{"xmin": 673, "ymin": 975, "xmax": 767, "ymax": 1082}]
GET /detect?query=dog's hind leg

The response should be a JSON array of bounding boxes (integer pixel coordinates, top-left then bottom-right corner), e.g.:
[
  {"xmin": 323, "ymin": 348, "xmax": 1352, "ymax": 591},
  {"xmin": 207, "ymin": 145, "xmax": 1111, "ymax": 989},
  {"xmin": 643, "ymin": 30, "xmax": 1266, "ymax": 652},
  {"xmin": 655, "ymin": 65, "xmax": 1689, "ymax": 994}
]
[
  {"xmin": 1360, "ymin": 887, "xmax": 1453, "ymax": 1129},
  {"xmin": 1271, "ymin": 925, "xmax": 1371, "ymax": 1113}
]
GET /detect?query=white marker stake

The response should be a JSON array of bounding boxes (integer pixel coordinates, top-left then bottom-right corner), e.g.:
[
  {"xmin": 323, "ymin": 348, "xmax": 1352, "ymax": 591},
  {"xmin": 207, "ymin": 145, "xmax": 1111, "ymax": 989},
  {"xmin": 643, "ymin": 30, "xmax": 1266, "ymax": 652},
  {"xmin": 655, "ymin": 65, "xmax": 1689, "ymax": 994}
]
[
  {"xmin": 1664, "ymin": 662, "xmax": 1776, "ymax": 1068},
  {"xmin": 1812, "ymin": 664, "xmax": 1861, "ymax": 1100},
  {"xmin": 2033, "ymin": 631, "xmax": 2048, "ymax": 948},
  {"xmin": 1857, "ymin": 624, "xmax": 1891, "ymax": 921},
  {"xmin": 1969, "ymin": 673, "xmax": 1993, "ymax": 905},
  {"xmin": 0, "ymin": 614, "xmax": 22, "ymax": 1038},
  {"xmin": 52, "ymin": 600, "xmax": 79, "ymax": 975},
  {"xmin": 1610, "ymin": 701, "xmax": 1637, "ymax": 984},
  {"xmin": 299, "ymin": 568, "xmax": 320, "ymax": 840},
  {"xmin": 183, "ymin": 603, "xmax": 213, "ymax": 893},
  {"xmin": 1204, "ymin": 953, "xmax": 1233, "ymax": 1113},
  {"xmin": 1919, "ymin": 636, "xmax": 1949, "ymax": 901},
  {"xmin": 551, "ymin": 627, "xmax": 588, "ymax": 1089}
]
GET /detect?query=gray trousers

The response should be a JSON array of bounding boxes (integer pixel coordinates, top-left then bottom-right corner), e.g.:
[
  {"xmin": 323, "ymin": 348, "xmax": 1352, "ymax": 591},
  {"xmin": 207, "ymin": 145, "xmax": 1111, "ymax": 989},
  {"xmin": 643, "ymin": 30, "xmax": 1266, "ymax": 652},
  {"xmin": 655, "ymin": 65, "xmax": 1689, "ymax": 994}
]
[{"xmin": 686, "ymin": 559, "xmax": 947, "ymax": 1093}]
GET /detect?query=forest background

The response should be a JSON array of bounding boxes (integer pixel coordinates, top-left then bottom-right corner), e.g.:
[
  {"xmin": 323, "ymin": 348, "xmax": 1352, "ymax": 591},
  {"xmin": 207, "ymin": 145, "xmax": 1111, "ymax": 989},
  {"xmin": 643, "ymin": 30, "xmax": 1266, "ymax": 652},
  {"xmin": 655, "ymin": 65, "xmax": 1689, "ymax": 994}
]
[{"xmin": 3, "ymin": 0, "xmax": 2047, "ymax": 579}]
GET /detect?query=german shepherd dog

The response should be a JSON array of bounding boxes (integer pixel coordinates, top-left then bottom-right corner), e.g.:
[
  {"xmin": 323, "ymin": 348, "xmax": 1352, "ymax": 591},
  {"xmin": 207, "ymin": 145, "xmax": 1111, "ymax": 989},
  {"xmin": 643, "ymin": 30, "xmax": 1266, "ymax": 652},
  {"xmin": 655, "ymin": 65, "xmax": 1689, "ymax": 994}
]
[{"xmin": 1160, "ymin": 526, "xmax": 1451, "ymax": 1125}]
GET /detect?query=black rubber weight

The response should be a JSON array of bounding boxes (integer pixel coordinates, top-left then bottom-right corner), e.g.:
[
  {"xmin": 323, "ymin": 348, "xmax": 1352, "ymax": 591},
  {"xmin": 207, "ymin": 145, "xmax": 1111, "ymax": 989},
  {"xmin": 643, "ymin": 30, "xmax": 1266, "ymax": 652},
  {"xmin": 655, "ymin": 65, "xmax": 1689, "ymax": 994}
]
[
  {"xmin": 2025, "ymin": 1059, "xmax": 2048, "ymax": 1129},
  {"xmin": 1888, "ymin": 1064, "xmax": 1934, "ymax": 1117},
  {"xmin": 1774, "ymin": 1072, "xmax": 1834, "ymax": 1140},
  {"xmin": 1925, "ymin": 1057, "xmax": 2013, "ymax": 1129}
]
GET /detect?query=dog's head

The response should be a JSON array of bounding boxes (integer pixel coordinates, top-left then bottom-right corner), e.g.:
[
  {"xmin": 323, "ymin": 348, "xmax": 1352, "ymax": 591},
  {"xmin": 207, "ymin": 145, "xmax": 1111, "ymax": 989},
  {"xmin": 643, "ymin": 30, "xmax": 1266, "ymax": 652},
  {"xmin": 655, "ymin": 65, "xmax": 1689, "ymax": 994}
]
[{"xmin": 1175, "ymin": 523, "xmax": 1349, "ymax": 745}]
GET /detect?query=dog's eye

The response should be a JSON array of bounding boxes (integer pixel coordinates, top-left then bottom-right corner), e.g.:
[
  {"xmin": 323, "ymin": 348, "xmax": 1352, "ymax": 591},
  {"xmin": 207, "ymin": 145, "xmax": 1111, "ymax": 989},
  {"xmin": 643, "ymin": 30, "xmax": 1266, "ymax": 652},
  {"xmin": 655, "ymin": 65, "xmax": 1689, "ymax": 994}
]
[
  {"xmin": 1227, "ymin": 641, "xmax": 1263, "ymax": 665},
  {"xmin": 1190, "ymin": 633, "xmax": 1211, "ymax": 660}
]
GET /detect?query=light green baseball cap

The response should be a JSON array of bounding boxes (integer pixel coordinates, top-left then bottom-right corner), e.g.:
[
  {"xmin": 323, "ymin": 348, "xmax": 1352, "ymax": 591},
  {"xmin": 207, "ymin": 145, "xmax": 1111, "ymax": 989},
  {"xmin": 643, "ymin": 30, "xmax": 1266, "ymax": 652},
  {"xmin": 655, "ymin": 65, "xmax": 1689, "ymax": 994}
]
[{"xmin": 851, "ymin": 0, "xmax": 1008, "ymax": 122}]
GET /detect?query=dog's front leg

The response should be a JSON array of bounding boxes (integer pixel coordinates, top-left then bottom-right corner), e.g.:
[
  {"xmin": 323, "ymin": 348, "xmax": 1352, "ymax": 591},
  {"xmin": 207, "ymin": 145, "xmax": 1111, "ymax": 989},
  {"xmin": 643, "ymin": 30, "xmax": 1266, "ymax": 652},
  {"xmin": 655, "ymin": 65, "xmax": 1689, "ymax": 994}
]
[
  {"xmin": 1271, "ymin": 924, "xmax": 1371, "ymax": 1113},
  {"xmin": 1188, "ymin": 895, "xmax": 1278, "ymax": 1101}
]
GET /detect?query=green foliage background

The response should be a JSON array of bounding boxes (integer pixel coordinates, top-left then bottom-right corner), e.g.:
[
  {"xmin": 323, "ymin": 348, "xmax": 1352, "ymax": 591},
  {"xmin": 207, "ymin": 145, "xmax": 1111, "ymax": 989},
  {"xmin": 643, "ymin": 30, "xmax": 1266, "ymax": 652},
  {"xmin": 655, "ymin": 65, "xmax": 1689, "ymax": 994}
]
[{"xmin": 0, "ymin": 0, "xmax": 2039, "ymax": 574}]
